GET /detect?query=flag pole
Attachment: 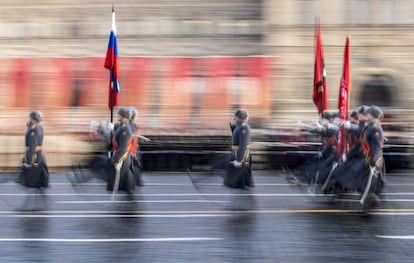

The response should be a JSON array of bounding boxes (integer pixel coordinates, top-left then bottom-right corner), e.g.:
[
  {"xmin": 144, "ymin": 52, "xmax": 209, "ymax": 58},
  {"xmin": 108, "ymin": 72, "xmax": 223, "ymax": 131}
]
[
  {"xmin": 110, "ymin": 2, "xmax": 115, "ymax": 124},
  {"xmin": 104, "ymin": 1, "xmax": 118, "ymax": 137},
  {"xmin": 109, "ymin": 1, "xmax": 120, "ymax": 202},
  {"xmin": 337, "ymin": 36, "xmax": 350, "ymax": 163},
  {"xmin": 315, "ymin": 16, "xmax": 322, "ymax": 118},
  {"xmin": 110, "ymin": 68, "xmax": 114, "ymax": 124},
  {"xmin": 344, "ymin": 36, "xmax": 351, "ymax": 154}
]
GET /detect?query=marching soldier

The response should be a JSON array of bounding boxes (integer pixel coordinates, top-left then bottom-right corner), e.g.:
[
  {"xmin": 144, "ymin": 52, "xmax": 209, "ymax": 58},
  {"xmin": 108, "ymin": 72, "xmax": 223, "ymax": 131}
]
[
  {"xmin": 321, "ymin": 106, "xmax": 369, "ymax": 193},
  {"xmin": 334, "ymin": 105, "xmax": 385, "ymax": 207},
  {"xmin": 341, "ymin": 105, "xmax": 369, "ymax": 162},
  {"xmin": 107, "ymin": 107, "xmax": 135, "ymax": 199},
  {"xmin": 312, "ymin": 114, "xmax": 340, "ymax": 186},
  {"xmin": 346, "ymin": 110, "xmax": 360, "ymax": 149},
  {"xmin": 224, "ymin": 109, "xmax": 254, "ymax": 189},
  {"xmin": 16, "ymin": 110, "xmax": 49, "ymax": 209},
  {"xmin": 128, "ymin": 106, "xmax": 144, "ymax": 186},
  {"xmin": 295, "ymin": 111, "xmax": 339, "ymax": 185}
]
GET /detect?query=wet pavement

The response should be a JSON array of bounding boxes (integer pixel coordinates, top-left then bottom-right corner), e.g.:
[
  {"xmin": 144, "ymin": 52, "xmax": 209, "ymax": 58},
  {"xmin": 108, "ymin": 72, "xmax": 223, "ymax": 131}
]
[{"xmin": 0, "ymin": 170, "xmax": 413, "ymax": 262}]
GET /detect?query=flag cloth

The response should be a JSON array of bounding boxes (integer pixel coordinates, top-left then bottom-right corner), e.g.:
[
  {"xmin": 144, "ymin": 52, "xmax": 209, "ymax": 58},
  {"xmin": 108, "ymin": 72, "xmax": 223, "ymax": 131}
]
[
  {"xmin": 337, "ymin": 37, "xmax": 351, "ymax": 157},
  {"xmin": 312, "ymin": 21, "xmax": 328, "ymax": 114},
  {"xmin": 104, "ymin": 6, "xmax": 120, "ymax": 109}
]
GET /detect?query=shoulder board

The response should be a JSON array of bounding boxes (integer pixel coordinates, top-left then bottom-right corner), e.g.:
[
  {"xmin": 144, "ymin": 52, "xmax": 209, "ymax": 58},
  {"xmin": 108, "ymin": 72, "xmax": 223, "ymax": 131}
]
[{"xmin": 372, "ymin": 121, "xmax": 381, "ymax": 129}]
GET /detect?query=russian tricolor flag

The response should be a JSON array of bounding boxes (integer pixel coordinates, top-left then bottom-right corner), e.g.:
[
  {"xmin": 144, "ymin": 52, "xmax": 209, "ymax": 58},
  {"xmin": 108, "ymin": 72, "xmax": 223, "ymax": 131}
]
[{"xmin": 104, "ymin": 6, "xmax": 120, "ymax": 109}]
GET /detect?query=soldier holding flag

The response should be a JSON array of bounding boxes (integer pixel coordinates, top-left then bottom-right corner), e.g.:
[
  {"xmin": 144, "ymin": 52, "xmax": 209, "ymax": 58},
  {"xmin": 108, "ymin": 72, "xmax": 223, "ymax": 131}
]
[
  {"xmin": 317, "ymin": 37, "xmax": 351, "ymax": 192},
  {"xmin": 286, "ymin": 20, "xmax": 336, "ymax": 187},
  {"xmin": 334, "ymin": 105, "xmax": 386, "ymax": 208},
  {"xmin": 342, "ymin": 105, "xmax": 370, "ymax": 162},
  {"xmin": 322, "ymin": 105, "xmax": 369, "ymax": 193},
  {"xmin": 107, "ymin": 107, "xmax": 135, "ymax": 200}
]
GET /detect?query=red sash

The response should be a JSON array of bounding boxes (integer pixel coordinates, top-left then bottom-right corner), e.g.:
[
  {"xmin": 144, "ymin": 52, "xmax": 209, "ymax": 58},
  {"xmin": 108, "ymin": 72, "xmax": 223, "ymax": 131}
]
[{"xmin": 130, "ymin": 131, "xmax": 139, "ymax": 155}]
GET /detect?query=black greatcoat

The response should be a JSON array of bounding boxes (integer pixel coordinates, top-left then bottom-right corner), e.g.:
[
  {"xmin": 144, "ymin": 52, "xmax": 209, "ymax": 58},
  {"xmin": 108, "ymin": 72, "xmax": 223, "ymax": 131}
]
[
  {"xmin": 106, "ymin": 123, "xmax": 135, "ymax": 193},
  {"xmin": 335, "ymin": 120, "xmax": 386, "ymax": 193},
  {"xmin": 17, "ymin": 123, "xmax": 49, "ymax": 188},
  {"xmin": 299, "ymin": 124, "xmax": 338, "ymax": 184},
  {"xmin": 224, "ymin": 122, "xmax": 254, "ymax": 189}
]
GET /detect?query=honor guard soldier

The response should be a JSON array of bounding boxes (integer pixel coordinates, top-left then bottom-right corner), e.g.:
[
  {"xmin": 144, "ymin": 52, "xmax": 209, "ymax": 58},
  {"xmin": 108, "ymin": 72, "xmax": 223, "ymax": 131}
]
[
  {"xmin": 321, "ymin": 106, "xmax": 369, "ymax": 193},
  {"xmin": 334, "ymin": 105, "xmax": 385, "ymax": 208},
  {"xmin": 346, "ymin": 110, "xmax": 360, "ymax": 149},
  {"xmin": 107, "ymin": 107, "xmax": 135, "ymax": 199},
  {"xmin": 341, "ymin": 105, "xmax": 369, "ymax": 162},
  {"xmin": 128, "ymin": 106, "xmax": 144, "ymax": 186},
  {"xmin": 17, "ymin": 110, "xmax": 49, "ymax": 207},
  {"xmin": 224, "ymin": 109, "xmax": 254, "ymax": 189},
  {"xmin": 324, "ymin": 105, "xmax": 369, "ymax": 193},
  {"xmin": 296, "ymin": 111, "xmax": 339, "ymax": 185}
]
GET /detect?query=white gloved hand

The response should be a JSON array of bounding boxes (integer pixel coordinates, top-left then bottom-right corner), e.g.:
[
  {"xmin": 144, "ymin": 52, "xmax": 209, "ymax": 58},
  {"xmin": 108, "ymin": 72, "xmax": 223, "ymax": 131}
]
[
  {"xmin": 342, "ymin": 154, "xmax": 347, "ymax": 163},
  {"xmin": 139, "ymin": 135, "xmax": 151, "ymax": 143},
  {"xmin": 232, "ymin": 160, "xmax": 242, "ymax": 168},
  {"xmin": 311, "ymin": 119, "xmax": 321, "ymax": 128},
  {"xmin": 316, "ymin": 152, "xmax": 323, "ymax": 159},
  {"xmin": 114, "ymin": 162, "xmax": 122, "ymax": 171},
  {"xmin": 343, "ymin": 120, "xmax": 351, "ymax": 129},
  {"xmin": 369, "ymin": 165, "xmax": 376, "ymax": 175},
  {"xmin": 109, "ymin": 122, "xmax": 115, "ymax": 131},
  {"xmin": 22, "ymin": 163, "xmax": 31, "ymax": 169}
]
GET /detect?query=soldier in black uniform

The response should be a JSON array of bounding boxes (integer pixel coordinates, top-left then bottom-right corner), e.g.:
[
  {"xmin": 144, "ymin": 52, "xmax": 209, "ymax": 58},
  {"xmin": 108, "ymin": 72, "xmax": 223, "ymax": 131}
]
[
  {"xmin": 17, "ymin": 110, "xmax": 49, "ymax": 190},
  {"xmin": 293, "ymin": 111, "xmax": 339, "ymax": 185},
  {"xmin": 313, "ymin": 112, "xmax": 340, "ymax": 184},
  {"xmin": 107, "ymin": 107, "xmax": 135, "ymax": 199},
  {"xmin": 320, "ymin": 106, "xmax": 369, "ymax": 193},
  {"xmin": 346, "ymin": 110, "xmax": 360, "ymax": 149},
  {"xmin": 334, "ymin": 105, "xmax": 385, "ymax": 207},
  {"xmin": 327, "ymin": 105, "xmax": 369, "ymax": 175},
  {"xmin": 128, "ymin": 106, "xmax": 144, "ymax": 186},
  {"xmin": 224, "ymin": 109, "xmax": 254, "ymax": 189},
  {"xmin": 341, "ymin": 105, "xmax": 369, "ymax": 162}
]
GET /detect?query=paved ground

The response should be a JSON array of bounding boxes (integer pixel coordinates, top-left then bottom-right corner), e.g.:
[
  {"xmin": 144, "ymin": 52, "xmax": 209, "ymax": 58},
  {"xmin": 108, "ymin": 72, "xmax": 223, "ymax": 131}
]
[{"xmin": 0, "ymin": 170, "xmax": 413, "ymax": 262}]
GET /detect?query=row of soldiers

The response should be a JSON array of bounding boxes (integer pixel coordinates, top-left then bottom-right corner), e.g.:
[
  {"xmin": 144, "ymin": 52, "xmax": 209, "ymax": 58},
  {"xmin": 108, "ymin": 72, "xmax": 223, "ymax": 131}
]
[
  {"xmin": 290, "ymin": 105, "xmax": 385, "ymax": 208},
  {"xmin": 16, "ymin": 108, "xmax": 147, "ymax": 202},
  {"xmin": 19, "ymin": 105, "xmax": 383, "ymax": 209},
  {"xmin": 16, "ymin": 107, "xmax": 253, "ymax": 207},
  {"xmin": 102, "ymin": 107, "xmax": 255, "ymax": 194}
]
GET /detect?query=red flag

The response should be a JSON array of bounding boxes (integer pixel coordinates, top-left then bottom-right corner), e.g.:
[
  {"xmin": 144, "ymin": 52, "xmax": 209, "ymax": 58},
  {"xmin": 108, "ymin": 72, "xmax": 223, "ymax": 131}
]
[
  {"xmin": 337, "ymin": 37, "xmax": 351, "ymax": 157},
  {"xmin": 312, "ymin": 21, "xmax": 328, "ymax": 114},
  {"xmin": 104, "ymin": 6, "xmax": 120, "ymax": 109}
]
